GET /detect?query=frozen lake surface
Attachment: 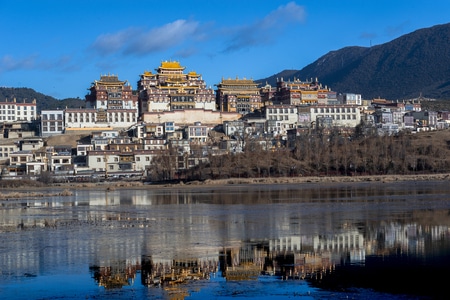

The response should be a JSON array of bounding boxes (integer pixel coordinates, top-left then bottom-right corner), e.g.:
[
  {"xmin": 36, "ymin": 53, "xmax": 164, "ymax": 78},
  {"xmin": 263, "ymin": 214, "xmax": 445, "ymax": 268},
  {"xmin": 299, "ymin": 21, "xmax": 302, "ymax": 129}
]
[{"xmin": 1, "ymin": 181, "xmax": 450, "ymax": 299}]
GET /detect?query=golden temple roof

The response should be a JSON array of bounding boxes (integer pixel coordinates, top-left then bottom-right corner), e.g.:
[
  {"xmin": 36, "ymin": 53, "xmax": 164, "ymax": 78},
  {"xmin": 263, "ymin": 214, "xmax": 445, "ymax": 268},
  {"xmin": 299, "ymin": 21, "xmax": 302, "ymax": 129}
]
[
  {"xmin": 160, "ymin": 60, "xmax": 185, "ymax": 70},
  {"xmin": 94, "ymin": 74, "xmax": 126, "ymax": 86},
  {"xmin": 220, "ymin": 77, "xmax": 256, "ymax": 85}
]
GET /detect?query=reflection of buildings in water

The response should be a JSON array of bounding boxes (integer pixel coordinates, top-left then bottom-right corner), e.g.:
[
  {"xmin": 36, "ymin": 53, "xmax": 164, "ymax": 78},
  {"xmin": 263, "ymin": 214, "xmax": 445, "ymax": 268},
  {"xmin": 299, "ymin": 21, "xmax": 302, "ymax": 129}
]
[
  {"xmin": 313, "ymin": 230, "xmax": 364, "ymax": 253},
  {"xmin": 368, "ymin": 223, "xmax": 450, "ymax": 256},
  {"xmin": 219, "ymin": 240, "xmax": 335, "ymax": 281},
  {"xmin": 140, "ymin": 255, "xmax": 218, "ymax": 287},
  {"xmin": 313, "ymin": 230, "xmax": 366, "ymax": 265},
  {"xmin": 86, "ymin": 189, "xmax": 195, "ymax": 206},
  {"xmin": 3, "ymin": 193, "xmax": 450, "ymax": 288},
  {"xmin": 90, "ymin": 260, "xmax": 138, "ymax": 289},
  {"xmin": 219, "ymin": 230, "xmax": 365, "ymax": 281},
  {"xmin": 220, "ymin": 243, "xmax": 265, "ymax": 281}
]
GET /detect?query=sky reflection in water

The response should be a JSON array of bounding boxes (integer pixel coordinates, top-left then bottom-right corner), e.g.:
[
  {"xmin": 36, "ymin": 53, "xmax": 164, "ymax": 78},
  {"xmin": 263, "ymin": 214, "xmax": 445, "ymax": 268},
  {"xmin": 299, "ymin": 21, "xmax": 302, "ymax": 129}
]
[{"xmin": 1, "ymin": 181, "xmax": 449, "ymax": 299}]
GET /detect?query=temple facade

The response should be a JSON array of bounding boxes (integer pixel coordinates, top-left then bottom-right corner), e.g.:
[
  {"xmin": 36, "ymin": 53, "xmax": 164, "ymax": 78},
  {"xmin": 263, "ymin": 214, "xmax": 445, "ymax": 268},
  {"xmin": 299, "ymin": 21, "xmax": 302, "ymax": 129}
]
[
  {"xmin": 85, "ymin": 74, "xmax": 138, "ymax": 111},
  {"xmin": 56, "ymin": 74, "xmax": 139, "ymax": 131},
  {"xmin": 137, "ymin": 61, "xmax": 216, "ymax": 114},
  {"xmin": 274, "ymin": 78, "xmax": 337, "ymax": 106},
  {"xmin": 215, "ymin": 77, "xmax": 262, "ymax": 114}
]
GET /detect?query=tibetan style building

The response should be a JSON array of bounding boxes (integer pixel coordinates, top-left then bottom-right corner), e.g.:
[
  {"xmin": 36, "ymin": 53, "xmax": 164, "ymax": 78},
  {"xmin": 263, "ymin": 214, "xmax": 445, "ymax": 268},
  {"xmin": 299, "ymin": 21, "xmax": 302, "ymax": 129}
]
[
  {"xmin": 215, "ymin": 77, "xmax": 262, "ymax": 114},
  {"xmin": 85, "ymin": 74, "xmax": 138, "ymax": 111},
  {"xmin": 137, "ymin": 61, "xmax": 216, "ymax": 114},
  {"xmin": 61, "ymin": 74, "xmax": 139, "ymax": 131},
  {"xmin": 275, "ymin": 77, "xmax": 336, "ymax": 105}
]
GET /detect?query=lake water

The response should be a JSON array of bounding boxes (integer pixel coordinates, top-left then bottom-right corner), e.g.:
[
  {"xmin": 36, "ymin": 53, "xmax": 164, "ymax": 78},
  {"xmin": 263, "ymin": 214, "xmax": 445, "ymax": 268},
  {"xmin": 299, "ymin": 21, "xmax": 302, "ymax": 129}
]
[{"xmin": 1, "ymin": 181, "xmax": 450, "ymax": 299}]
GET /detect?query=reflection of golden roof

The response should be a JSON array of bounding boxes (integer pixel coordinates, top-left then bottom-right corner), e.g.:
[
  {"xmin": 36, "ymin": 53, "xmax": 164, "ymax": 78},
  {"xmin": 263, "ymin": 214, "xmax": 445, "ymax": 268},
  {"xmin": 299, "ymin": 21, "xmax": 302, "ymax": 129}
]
[
  {"xmin": 224, "ymin": 265, "xmax": 260, "ymax": 281},
  {"xmin": 160, "ymin": 61, "xmax": 185, "ymax": 70},
  {"xmin": 101, "ymin": 275, "xmax": 129, "ymax": 289}
]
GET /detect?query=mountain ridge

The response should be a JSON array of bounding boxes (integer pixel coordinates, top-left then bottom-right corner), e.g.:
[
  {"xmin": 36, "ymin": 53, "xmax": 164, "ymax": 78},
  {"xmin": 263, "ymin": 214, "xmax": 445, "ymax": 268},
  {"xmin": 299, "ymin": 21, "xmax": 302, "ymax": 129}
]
[{"xmin": 258, "ymin": 23, "xmax": 450, "ymax": 100}]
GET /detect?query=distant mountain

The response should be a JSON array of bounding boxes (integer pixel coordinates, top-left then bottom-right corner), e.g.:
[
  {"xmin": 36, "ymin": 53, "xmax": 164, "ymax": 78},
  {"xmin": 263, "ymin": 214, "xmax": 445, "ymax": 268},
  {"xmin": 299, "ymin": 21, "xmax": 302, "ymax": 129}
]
[
  {"xmin": 0, "ymin": 87, "xmax": 85, "ymax": 113},
  {"xmin": 258, "ymin": 23, "xmax": 450, "ymax": 100}
]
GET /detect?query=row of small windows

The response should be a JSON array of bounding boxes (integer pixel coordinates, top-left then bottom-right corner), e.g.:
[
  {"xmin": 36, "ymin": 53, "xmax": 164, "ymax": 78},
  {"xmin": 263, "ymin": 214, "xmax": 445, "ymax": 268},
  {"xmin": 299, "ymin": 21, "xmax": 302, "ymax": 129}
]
[
  {"xmin": 269, "ymin": 115, "xmax": 290, "ymax": 121},
  {"xmin": 68, "ymin": 118, "xmax": 133, "ymax": 123},
  {"xmin": 268, "ymin": 108, "xmax": 295, "ymax": 114},
  {"xmin": 0, "ymin": 116, "xmax": 16, "ymax": 120},
  {"xmin": 189, "ymin": 128, "xmax": 207, "ymax": 136},
  {"xmin": 96, "ymin": 156, "xmax": 151, "ymax": 162},
  {"xmin": 43, "ymin": 127, "xmax": 63, "ymax": 132},
  {"xmin": 325, "ymin": 114, "xmax": 357, "ymax": 120},
  {"xmin": 67, "ymin": 112, "xmax": 132, "ymax": 117},
  {"xmin": 315, "ymin": 107, "xmax": 356, "ymax": 113},
  {"xmin": 108, "ymin": 100, "xmax": 123, "ymax": 104},
  {"xmin": 42, "ymin": 114, "xmax": 63, "ymax": 120},
  {"xmin": 0, "ymin": 110, "xmax": 16, "ymax": 115},
  {"xmin": 108, "ymin": 92, "xmax": 122, "ymax": 98},
  {"xmin": 42, "ymin": 121, "xmax": 63, "ymax": 126},
  {"xmin": 0, "ymin": 105, "xmax": 34, "ymax": 110},
  {"xmin": 173, "ymin": 105, "xmax": 194, "ymax": 110}
]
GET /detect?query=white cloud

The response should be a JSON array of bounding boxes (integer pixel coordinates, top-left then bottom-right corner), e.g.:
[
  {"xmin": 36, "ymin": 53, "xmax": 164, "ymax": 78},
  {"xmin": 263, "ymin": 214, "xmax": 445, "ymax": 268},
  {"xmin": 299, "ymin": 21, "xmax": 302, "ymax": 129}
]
[
  {"xmin": 90, "ymin": 19, "xmax": 200, "ymax": 56},
  {"xmin": 0, "ymin": 54, "xmax": 75, "ymax": 72},
  {"xmin": 261, "ymin": 1, "xmax": 306, "ymax": 28},
  {"xmin": 222, "ymin": 1, "xmax": 306, "ymax": 53},
  {"xmin": 91, "ymin": 28, "xmax": 137, "ymax": 55},
  {"xmin": 1, "ymin": 54, "xmax": 38, "ymax": 71}
]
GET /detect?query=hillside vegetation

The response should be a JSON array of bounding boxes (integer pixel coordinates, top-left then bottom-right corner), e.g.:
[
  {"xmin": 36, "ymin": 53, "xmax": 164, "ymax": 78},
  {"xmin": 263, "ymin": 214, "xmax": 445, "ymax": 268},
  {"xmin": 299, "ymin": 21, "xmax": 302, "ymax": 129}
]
[{"xmin": 0, "ymin": 87, "xmax": 85, "ymax": 113}]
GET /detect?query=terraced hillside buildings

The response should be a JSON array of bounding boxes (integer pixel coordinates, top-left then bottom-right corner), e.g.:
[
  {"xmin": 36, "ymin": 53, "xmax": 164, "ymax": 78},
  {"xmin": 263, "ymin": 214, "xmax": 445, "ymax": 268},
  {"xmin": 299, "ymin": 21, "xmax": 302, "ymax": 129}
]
[{"xmin": 23, "ymin": 59, "xmax": 440, "ymax": 142}]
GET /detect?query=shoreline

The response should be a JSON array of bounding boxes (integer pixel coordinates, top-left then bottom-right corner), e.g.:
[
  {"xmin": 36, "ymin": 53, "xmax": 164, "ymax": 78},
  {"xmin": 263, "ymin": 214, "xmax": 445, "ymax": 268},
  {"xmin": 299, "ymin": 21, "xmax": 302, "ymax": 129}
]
[
  {"xmin": 20, "ymin": 173, "xmax": 450, "ymax": 189},
  {"xmin": 0, "ymin": 173, "xmax": 448, "ymax": 200}
]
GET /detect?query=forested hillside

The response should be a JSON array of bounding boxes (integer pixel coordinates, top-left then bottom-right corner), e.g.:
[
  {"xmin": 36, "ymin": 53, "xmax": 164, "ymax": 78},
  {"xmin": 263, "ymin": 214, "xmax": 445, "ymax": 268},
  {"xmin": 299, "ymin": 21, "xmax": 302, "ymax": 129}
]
[{"xmin": 0, "ymin": 87, "xmax": 85, "ymax": 113}]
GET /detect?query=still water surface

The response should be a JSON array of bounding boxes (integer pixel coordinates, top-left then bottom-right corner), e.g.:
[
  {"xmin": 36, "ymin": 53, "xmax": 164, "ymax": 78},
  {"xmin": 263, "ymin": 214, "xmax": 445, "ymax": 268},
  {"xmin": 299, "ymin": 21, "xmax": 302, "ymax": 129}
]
[{"xmin": 1, "ymin": 181, "xmax": 450, "ymax": 299}]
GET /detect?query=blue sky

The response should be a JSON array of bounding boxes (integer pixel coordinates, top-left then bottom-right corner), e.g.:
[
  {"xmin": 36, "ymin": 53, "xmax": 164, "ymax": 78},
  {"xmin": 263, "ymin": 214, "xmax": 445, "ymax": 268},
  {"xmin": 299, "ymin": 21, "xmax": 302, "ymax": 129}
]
[{"xmin": 1, "ymin": 0, "xmax": 449, "ymax": 99}]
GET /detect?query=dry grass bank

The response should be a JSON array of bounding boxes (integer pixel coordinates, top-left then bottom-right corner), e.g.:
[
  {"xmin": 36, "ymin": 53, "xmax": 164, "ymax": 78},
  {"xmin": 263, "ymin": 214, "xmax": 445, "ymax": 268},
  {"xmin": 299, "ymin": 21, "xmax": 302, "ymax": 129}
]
[
  {"xmin": 190, "ymin": 173, "xmax": 450, "ymax": 186},
  {"xmin": 0, "ymin": 189, "xmax": 73, "ymax": 200}
]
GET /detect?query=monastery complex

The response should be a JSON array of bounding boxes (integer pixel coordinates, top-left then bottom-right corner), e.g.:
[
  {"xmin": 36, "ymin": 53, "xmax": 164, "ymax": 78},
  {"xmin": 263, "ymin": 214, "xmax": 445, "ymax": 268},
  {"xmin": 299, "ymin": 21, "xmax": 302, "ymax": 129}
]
[{"xmin": 0, "ymin": 60, "xmax": 441, "ymax": 179}]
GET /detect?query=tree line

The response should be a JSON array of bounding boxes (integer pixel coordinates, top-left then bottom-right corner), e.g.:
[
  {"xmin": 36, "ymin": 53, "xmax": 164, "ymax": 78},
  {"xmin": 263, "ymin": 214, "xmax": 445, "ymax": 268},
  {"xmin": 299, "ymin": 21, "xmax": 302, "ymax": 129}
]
[{"xmin": 147, "ymin": 127, "xmax": 450, "ymax": 182}]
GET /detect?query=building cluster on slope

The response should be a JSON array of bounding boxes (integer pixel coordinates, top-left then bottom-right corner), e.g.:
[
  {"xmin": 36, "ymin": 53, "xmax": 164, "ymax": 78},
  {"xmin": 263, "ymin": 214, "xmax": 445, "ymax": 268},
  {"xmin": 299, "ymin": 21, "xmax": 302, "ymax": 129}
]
[{"xmin": 0, "ymin": 60, "xmax": 446, "ymax": 179}]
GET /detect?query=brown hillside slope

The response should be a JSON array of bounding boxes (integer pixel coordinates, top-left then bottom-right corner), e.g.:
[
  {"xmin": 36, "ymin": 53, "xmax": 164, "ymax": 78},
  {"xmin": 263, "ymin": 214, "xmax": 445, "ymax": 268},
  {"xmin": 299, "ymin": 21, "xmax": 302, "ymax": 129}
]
[{"xmin": 44, "ymin": 134, "xmax": 86, "ymax": 148}]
